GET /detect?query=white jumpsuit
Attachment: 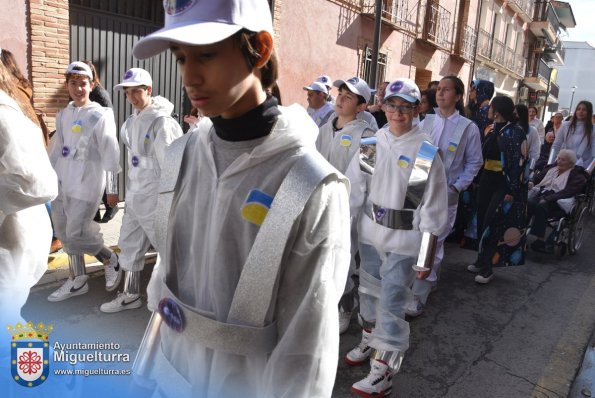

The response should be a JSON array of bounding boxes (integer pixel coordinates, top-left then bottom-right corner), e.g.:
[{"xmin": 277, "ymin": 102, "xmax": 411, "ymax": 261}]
[
  {"xmin": 118, "ymin": 96, "xmax": 182, "ymax": 271},
  {"xmin": 353, "ymin": 125, "xmax": 448, "ymax": 352},
  {"xmin": 48, "ymin": 101, "xmax": 120, "ymax": 255},
  {"xmin": 146, "ymin": 105, "xmax": 351, "ymax": 398},
  {"xmin": 0, "ymin": 91, "xmax": 58, "ymax": 327}
]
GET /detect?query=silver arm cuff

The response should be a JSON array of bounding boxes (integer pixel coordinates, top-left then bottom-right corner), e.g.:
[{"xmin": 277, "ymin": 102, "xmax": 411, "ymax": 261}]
[
  {"xmin": 373, "ymin": 349, "xmax": 404, "ymax": 372},
  {"xmin": 412, "ymin": 232, "xmax": 438, "ymax": 272},
  {"xmin": 528, "ymin": 158, "xmax": 536, "ymax": 171},
  {"xmin": 547, "ymin": 148, "xmax": 556, "ymax": 165},
  {"xmin": 105, "ymin": 171, "xmax": 118, "ymax": 195},
  {"xmin": 132, "ymin": 312, "xmax": 163, "ymax": 378},
  {"xmin": 586, "ymin": 159, "xmax": 595, "ymax": 175}
]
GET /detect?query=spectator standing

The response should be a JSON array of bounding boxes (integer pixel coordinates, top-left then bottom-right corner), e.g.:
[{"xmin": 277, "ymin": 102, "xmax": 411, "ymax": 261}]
[
  {"xmin": 466, "ymin": 80, "xmax": 494, "ymax": 138},
  {"xmin": 304, "ymin": 81, "xmax": 334, "ymax": 127},
  {"xmin": 418, "ymin": 88, "xmax": 437, "ymax": 121},
  {"xmin": 550, "ymin": 100, "xmax": 595, "ymax": 168},
  {"xmin": 529, "ymin": 105, "xmax": 546, "ymax": 143},
  {"xmin": 367, "ymin": 81, "xmax": 389, "ymax": 128},
  {"xmin": 468, "ymin": 96, "xmax": 528, "ymax": 284}
]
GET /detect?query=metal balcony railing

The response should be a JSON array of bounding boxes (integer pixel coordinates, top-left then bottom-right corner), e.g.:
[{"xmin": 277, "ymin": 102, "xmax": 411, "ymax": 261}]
[
  {"xmin": 509, "ymin": 0, "xmax": 534, "ymax": 20},
  {"xmin": 459, "ymin": 25, "xmax": 477, "ymax": 61},
  {"xmin": 361, "ymin": 0, "xmax": 413, "ymax": 30},
  {"xmin": 492, "ymin": 38, "xmax": 505, "ymax": 66},
  {"xmin": 477, "ymin": 28, "xmax": 492, "ymax": 59},
  {"xmin": 533, "ymin": 0, "xmax": 562, "ymax": 32},
  {"xmin": 514, "ymin": 53, "xmax": 526, "ymax": 77},
  {"xmin": 416, "ymin": 0, "xmax": 452, "ymax": 50},
  {"xmin": 504, "ymin": 47, "xmax": 515, "ymax": 72}
]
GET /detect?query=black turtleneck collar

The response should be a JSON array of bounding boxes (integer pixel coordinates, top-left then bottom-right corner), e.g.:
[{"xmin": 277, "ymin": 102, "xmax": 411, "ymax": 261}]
[{"xmin": 210, "ymin": 94, "xmax": 281, "ymax": 142}]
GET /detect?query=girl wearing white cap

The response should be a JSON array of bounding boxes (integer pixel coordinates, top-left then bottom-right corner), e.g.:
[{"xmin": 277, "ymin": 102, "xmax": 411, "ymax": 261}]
[
  {"xmin": 100, "ymin": 68, "xmax": 183, "ymax": 313},
  {"xmin": 132, "ymin": 1, "xmax": 350, "ymax": 397},
  {"xmin": 46, "ymin": 61, "xmax": 122, "ymax": 302}
]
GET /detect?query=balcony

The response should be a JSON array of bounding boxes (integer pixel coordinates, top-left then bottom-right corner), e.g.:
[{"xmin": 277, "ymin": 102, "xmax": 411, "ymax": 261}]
[
  {"xmin": 523, "ymin": 58, "xmax": 550, "ymax": 91},
  {"xmin": 508, "ymin": 0, "xmax": 534, "ymax": 23},
  {"xmin": 360, "ymin": 0, "xmax": 416, "ymax": 32},
  {"xmin": 549, "ymin": 81, "xmax": 559, "ymax": 99},
  {"xmin": 530, "ymin": 1, "xmax": 562, "ymax": 45},
  {"xmin": 542, "ymin": 39, "xmax": 565, "ymax": 65},
  {"xmin": 476, "ymin": 29, "xmax": 525, "ymax": 77},
  {"xmin": 452, "ymin": 25, "xmax": 477, "ymax": 62},
  {"xmin": 477, "ymin": 28, "xmax": 492, "ymax": 59},
  {"xmin": 416, "ymin": 0, "xmax": 452, "ymax": 51}
]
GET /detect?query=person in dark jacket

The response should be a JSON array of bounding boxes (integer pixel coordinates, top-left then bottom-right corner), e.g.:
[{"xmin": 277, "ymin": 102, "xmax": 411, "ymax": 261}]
[{"xmin": 528, "ymin": 149, "xmax": 589, "ymax": 252}]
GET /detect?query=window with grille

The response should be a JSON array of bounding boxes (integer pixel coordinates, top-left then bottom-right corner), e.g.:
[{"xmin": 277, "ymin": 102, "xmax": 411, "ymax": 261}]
[{"xmin": 359, "ymin": 45, "xmax": 388, "ymax": 87}]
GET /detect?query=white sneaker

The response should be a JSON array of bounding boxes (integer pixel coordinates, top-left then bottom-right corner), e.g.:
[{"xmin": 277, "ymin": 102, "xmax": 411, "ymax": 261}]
[
  {"xmin": 48, "ymin": 275, "xmax": 89, "ymax": 302},
  {"xmin": 351, "ymin": 359, "xmax": 394, "ymax": 397},
  {"xmin": 475, "ymin": 273, "xmax": 494, "ymax": 284},
  {"xmin": 339, "ymin": 309, "xmax": 352, "ymax": 334},
  {"xmin": 404, "ymin": 296, "xmax": 423, "ymax": 317},
  {"xmin": 345, "ymin": 328, "xmax": 373, "ymax": 366},
  {"xmin": 100, "ymin": 292, "xmax": 142, "ymax": 313},
  {"xmin": 467, "ymin": 264, "xmax": 481, "ymax": 273},
  {"xmin": 103, "ymin": 252, "xmax": 122, "ymax": 292}
]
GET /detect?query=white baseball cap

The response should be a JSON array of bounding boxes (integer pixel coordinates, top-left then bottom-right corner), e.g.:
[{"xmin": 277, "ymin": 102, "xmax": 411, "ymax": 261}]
[
  {"xmin": 114, "ymin": 68, "xmax": 153, "ymax": 90},
  {"xmin": 316, "ymin": 75, "xmax": 332, "ymax": 87},
  {"xmin": 384, "ymin": 78, "xmax": 421, "ymax": 103},
  {"xmin": 333, "ymin": 77, "xmax": 372, "ymax": 103},
  {"xmin": 303, "ymin": 82, "xmax": 328, "ymax": 94},
  {"xmin": 133, "ymin": 0, "xmax": 274, "ymax": 59},
  {"xmin": 66, "ymin": 61, "xmax": 93, "ymax": 80}
]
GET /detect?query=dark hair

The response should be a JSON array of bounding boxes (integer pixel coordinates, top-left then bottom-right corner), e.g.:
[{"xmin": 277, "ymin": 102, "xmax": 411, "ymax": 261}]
[
  {"xmin": 441, "ymin": 75, "xmax": 465, "ymax": 114},
  {"xmin": 528, "ymin": 106, "xmax": 538, "ymax": 116},
  {"xmin": 421, "ymin": 89, "xmax": 437, "ymax": 110},
  {"xmin": 569, "ymin": 100, "xmax": 593, "ymax": 148},
  {"xmin": 235, "ymin": 29, "xmax": 278, "ymax": 90},
  {"xmin": 514, "ymin": 104, "xmax": 530, "ymax": 136},
  {"xmin": 428, "ymin": 80, "xmax": 439, "ymax": 89},
  {"xmin": 0, "ymin": 49, "xmax": 31, "ymax": 90},
  {"xmin": 83, "ymin": 60, "xmax": 101, "ymax": 87},
  {"xmin": 490, "ymin": 95, "xmax": 515, "ymax": 122}
]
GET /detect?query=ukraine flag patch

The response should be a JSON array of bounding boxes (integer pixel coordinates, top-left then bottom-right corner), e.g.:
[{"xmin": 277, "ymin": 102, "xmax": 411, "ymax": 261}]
[
  {"xmin": 340, "ymin": 134, "xmax": 353, "ymax": 147},
  {"xmin": 71, "ymin": 120, "xmax": 83, "ymax": 133},
  {"xmin": 397, "ymin": 155, "xmax": 410, "ymax": 168},
  {"xmin": 447, "ymin": 141, "xmax": 458, "ymax": 152},
  {"xmin": 241, "ymin": 189, "xmax": 274, "ymax": 226}
]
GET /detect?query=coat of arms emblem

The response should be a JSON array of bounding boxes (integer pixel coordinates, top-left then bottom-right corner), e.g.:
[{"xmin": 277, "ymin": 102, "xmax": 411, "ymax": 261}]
[{"xmin": 8, "ymin": 321, "xmax": 53, "ymax": 387}]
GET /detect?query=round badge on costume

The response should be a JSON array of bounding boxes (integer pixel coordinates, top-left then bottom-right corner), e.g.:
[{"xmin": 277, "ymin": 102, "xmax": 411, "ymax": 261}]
[
  {"xmin": 340, "ymin": 134, "xmax": 352, "ymax": 147},
  {"xmin": 158, "ymin": 298, "xmax": 185, "ymax": 333},
  {"xmin": 131, "ymin": 155, "xmax": 140, "ymax": 167},
  {"xmin": 61, "ymin": 146, "xmax": 70, "ymax": 157},
  {"xmin": 375, "ymin": 207, "xmax": 386, "ymax": 221},
  {"xmin": 165, "ymin": 0, "xmax": 194, "ymax": 16}
]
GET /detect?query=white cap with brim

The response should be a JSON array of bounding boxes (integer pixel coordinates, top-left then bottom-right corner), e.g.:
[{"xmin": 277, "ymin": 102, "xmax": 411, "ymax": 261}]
[
  {"xmin": 66, "ymin": 61, "xmax": 93, "ymax": 80},
  {"xmin": 303, "ymin": 82, "xmax": 328, "ymax": 95},
  {"xmin": 384, "ymin": 78, "xmax": 421, "ymax": 103},
  {"xmin": 133, "ymin": 0, "xmax": 273, "ymax": 59},
  {"xmin": 114, "ymin": 68, "xmax": 153, "ymax": 90},
  {"xmin": 333, "ymin": 77, "xmax": 372, "ymax": 103}
]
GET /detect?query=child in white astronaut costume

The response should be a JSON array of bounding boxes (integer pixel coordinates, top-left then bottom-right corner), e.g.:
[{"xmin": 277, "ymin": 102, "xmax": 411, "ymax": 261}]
[
  {"xmin": 131, "ymin": 1, "xmax": 351, "ymax": 397},
  {"xmin": 408, "ymin": 76, "xmax": 483, "ymax": 316},
  {"xmin": 100, "ymin": 68, "xmax": 183, "ymax": 313},
  {"xmin": 47, "ymin": 61, "xmax": 121, "ymax": 302},
  {"xmin": 0, "ymin": 86, "xmax": 58, "ymax": 328},
  {"xmin": 316, "ymin": 76, "xmax": 375, "ymax": 334},
  {"xmin": 345, "ymin": 79, "xmax": 448, "ymax": 397}
]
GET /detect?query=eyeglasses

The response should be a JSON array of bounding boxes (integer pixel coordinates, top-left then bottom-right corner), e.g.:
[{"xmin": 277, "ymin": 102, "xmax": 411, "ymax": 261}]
[{"xmin": 383, "ymin": 103, "xmax": 415, "ymax": 114}]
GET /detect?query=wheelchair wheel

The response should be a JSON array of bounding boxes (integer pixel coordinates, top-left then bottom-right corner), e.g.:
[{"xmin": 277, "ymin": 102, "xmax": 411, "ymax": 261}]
[{"xmin": 568, "ymin": 207, "xmax": 588, "ymax": 254}]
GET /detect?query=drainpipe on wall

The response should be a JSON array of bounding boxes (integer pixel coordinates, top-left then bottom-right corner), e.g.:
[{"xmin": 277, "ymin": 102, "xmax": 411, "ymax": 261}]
[
  {"xmin": 369, "ymin": 0, "xmax": 383, "ymax": 90},
  {"xmin": 468, "ymin": 0, "xmax": 483, "ymax": 97}
]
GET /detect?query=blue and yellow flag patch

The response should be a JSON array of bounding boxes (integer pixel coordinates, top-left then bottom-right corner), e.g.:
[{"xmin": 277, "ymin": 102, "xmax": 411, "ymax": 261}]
[
  {"xmin": 397, "ymin": 155, "xmax": 410, "ymax": 168},
  {"xmin": 340, "ymin": 134, "xmax": 352, "ymax": 147},
  {"xmin": 241, "ymin": 189, "xmax": 274, "ymax": 226},
  {"xmin": 71, "ymin": 120, "xmax": 83, "ymax": 133},
  {"xmin": 447, "ymin": 141, "xmax": 458, "ymax": 152}
]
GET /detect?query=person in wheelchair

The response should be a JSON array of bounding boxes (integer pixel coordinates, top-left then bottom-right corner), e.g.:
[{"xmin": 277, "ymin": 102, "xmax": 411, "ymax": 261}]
[{"xmin": 528, "ymin": 149, "xmax": 589, "ymax": 253}]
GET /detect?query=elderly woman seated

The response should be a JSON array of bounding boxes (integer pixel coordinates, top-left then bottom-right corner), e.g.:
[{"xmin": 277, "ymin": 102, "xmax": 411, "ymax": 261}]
[{"xmin": 528, "ymin": 149, "xmax": 589, "ymax": 253}]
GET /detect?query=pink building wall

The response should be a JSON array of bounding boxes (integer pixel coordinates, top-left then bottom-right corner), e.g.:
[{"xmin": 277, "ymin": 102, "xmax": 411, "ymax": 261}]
[{"xmin": 0, "ymin": 0, "xmax": 29, "ymax": 77}]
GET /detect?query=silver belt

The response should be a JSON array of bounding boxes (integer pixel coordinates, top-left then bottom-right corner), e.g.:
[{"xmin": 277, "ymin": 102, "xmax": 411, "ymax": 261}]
[{"xmin": 365, "ymin": 203, "xmax": 414, "ymax": 230}]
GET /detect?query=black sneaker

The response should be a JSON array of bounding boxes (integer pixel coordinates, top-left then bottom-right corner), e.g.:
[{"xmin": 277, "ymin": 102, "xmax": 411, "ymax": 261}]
[
  {"xmin": 101, "ymin": 206, "xmax": 119, "ymax": 223},
  {"xmin": 93, "ymin": 209, "xmax": 102, "ymax": 222}
]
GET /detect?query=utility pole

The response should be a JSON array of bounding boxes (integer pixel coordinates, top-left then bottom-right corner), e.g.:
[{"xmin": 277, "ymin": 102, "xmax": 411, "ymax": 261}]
[{"xmin": 369, "ymin": 0, "xmax": 383, "ymax": 90}]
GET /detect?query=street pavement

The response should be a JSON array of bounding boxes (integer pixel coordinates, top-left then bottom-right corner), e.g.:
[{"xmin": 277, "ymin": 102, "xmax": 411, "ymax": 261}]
[{"xmin": 22, "ymin": 206, "xmax": 595, "ymax": 397}]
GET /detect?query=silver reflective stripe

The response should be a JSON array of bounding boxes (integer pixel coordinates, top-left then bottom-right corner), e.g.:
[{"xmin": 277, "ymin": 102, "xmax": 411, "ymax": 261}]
[
  {"xmin": 73, "ymin": 109, "xmax": 103, "ymax": 161},
  {"xmin": 160, "ymin": 282, "xmax": 278, "ymax": 355},
  {"xmin": 442, "ymin": 118, "xmax": 472, "ymax": 174},
  {"xmin": 228, "ymin": 150, "xmax": 341, "ymax": 327},
  {"xmin": 154, "ymin": 132, "xmax": 193, "ymax": 255},
  {"xmin": 358, "ymin": 267, "xmax": 381, "ymax": 299},
  {"xmin": 365, "ymin": 203, "xmax": 414, "ymax": 230},
  {"xmin": 412, "ymin": 232, "xmax": 438, "ymax": 272},
  {"xmin": 404, "ymin": 140, "xmax": 439, "ymax": 209},
  {"xmin": 421, "ymin": 114, "xmax": 436, "ymax": 137},
  {"xmin": 359, "ymin": 136, "xmax": 377, "ymax": 174}
]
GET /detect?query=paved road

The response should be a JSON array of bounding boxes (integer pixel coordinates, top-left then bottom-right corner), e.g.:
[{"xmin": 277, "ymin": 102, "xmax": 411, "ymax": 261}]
[{"xmin": 14, "ymin": 214, "xmax": 595, "ymax": 398}]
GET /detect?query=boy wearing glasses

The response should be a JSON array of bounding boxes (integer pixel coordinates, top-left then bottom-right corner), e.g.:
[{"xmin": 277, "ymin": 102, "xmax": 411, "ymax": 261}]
[
  {"xmin": 100, "ymin": 68, "xmax": 182, "ymax": 313},
  {"xmin": 346, "ymin": 78, "xmax": 447, "ymax": 397},
  {"xmin": 316, "ymin": 76, "xmax": 375, "ymax": 334}
]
